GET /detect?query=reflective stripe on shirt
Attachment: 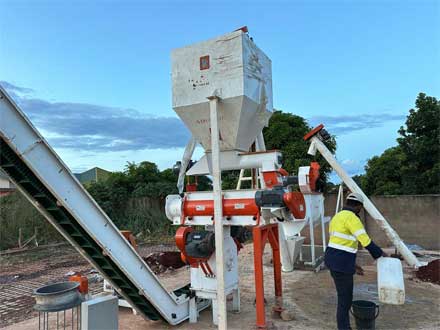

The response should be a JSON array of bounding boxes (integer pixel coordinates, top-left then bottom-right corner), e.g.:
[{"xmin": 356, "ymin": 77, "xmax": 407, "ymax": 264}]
[
  {"xmin": 353, "ymin": 229, "xmax": 366, "ymax": 237},
  {"xmin": 328, "ymin": 242, "xmax": 358, "ymax": 253},
  {"xmin": 330, "ymin": 231, "xmax": 356, "ymax": 241}
]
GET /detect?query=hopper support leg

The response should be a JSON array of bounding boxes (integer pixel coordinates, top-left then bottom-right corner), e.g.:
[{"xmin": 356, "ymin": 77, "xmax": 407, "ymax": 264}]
[
  {"xmin": 208, "ymin": 95, "xmax": 228, "ymax": 329},
  {"xmin": 252, "ymin": 224, "xmax": 283, "ymax": 329}
]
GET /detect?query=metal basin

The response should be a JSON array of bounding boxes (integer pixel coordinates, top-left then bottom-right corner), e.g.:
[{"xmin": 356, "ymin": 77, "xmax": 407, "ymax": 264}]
[{"xmin": 34, "ymin": 282, "xmax": 82, "ymax": 312}]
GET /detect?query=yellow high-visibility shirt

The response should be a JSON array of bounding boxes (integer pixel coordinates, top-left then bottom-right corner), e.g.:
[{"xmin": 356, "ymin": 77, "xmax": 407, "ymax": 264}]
[{"xmin": 328, "ymin": 210, "xmax": 371, "ymax": 254}]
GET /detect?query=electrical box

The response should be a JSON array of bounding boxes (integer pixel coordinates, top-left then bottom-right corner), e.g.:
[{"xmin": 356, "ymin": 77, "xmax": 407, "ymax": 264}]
[{"xmin": 81, "ymin": 294, "xmax": 118, "ymax": 330}]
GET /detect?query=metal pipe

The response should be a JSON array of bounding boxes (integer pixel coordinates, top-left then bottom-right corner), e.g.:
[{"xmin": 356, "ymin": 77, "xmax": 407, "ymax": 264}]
[
  {"xmin": 335, "ymin": 184, "xmax": 343, "ymax": 215},
  {"xmin": 309, "ymin": 218, "xmax": 315, "ymax": 264},
  {"xmin": 256, "ymin": 132, "xmax": 266, "ymax": 189},
  {"xmin": 321, "ymin": 200, "xmax": 327, "ymax": 252},
  {"xmin": 308, "ymin": 136, "xmax": 422, "ymax": 268},
  {"xmin": 209, "ymin": 96, "xmax": 227, "ymax": 329},
  {"xmin": 177, "ymin": 137, "xmax": 197, "ymax": 194}
]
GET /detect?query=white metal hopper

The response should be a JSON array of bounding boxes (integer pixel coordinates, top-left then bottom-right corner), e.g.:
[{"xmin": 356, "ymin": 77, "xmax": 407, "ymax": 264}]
[{"xmin": 172, "ymin": 29, "xmax": 273, "ymax": 152}]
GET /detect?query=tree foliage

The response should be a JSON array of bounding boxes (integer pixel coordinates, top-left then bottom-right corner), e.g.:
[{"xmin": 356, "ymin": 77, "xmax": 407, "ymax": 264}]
[
  {"xmin": 263, "ymin": 111, "xmax": 337, "ymax": 183},
  {"xmin": 362, "ymin": 93, "xmax": 440, "ymax": 195},
  {"xmin": 0, "ymin": 192, "xmax": 61, "ymax": 250},
  {"xmin": 362, "ymin": 147, "xmax": 406, "ymax": 195},
  {"xmin": 87, "ymin": 161, "xmax": 178, "ymax": 218}
]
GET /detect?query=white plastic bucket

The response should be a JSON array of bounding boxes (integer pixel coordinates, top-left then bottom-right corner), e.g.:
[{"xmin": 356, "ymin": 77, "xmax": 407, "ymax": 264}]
[{"xmin": 377, "ymin": 257, "xmax": 405, "ymax": 305}]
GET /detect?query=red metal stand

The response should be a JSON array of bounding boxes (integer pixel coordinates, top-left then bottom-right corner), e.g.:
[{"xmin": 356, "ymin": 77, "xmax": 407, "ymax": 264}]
[{"xmin": 252, "ymin": 224, "xmax": 282, "ymax": 329}]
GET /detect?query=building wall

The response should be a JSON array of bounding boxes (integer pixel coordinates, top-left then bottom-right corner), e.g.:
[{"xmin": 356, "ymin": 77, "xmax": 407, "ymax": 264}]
[
  {"xmin": 0, "ymin": 177, "xmax": 12, "ymax": 189},
  {"xmin": 302, "ymin": 194, "xmax": 440, "ymax": 250},
  {"xmin": 74, "ymin": 167, "xmax": 111, "ymax": 185}
]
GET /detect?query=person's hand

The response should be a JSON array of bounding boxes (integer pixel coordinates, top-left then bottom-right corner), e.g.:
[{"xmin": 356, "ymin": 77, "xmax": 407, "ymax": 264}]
[{"xmin": 355, "ymin": 264, "xmax": 364, "ymax": 276}]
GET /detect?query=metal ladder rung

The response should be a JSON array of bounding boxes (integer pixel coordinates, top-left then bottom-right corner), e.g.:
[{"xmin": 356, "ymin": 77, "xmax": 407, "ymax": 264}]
[
  {"xmin": 0, "ymin": 163, "xmax": 15, "ymax": 168},
  {"xmin": 57, "ymin": 219, "xmax": 71, "ymax": 225},
  {"xmin": 33, "ymin": 193, "xmax": 48, "ymax": 199}
]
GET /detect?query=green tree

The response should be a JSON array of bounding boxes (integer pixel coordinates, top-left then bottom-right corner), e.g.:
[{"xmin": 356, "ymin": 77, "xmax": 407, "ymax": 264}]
[
  {"xmin": 263, "ymin": 110, "xmax": 337, "ymax": 183},
  {"xmin": 362, "ymin": 147, "xmax": 405, "ymax": 195},
  {"xmin": 0, "ymin": 192, "xmax": 61, "ymax": 250},
  {"xmin": 86, "ymin": 161, "xmax": 180, "ymax": 238},
  {"xmin": 362, "ymin": 93, "xmax": 440, "ymax": 195},
  {"xmin": 397, "ymin": 93, "xmax": 440, "ymax": 194}
]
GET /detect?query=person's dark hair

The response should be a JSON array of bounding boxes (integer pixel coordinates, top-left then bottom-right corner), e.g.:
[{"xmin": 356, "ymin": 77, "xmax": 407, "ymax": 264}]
[{"xmin": 346, "ymin": 199, "xmax": 362, "ymax": 208}]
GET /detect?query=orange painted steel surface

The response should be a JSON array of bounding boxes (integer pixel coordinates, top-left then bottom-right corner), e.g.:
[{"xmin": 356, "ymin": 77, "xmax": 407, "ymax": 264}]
[
  {"xmin": 69, "ymin": 274, "xmax": 89, "ymax": 294},
  {"xmin": 120, "ymin": 230, "xmax": 138, "ymax": 250},
  {"xmin": 175, "ymin": 226, "xmax": 196, "ymax": 267},
  {"xmin": 262, "ymin": 168, "xmax": 288, "ymax": 188},
  {"xmin": 253, "ymin": 224, "xmax": 283, "ymax": 329},
  {"xmin": 308, "ymin": 162, "xmax": 320, "ymax": 192},
  {"xmin": 183, "ymin": 198, "xmax": 259, "ymax": 217},
  {"xmin": 303, "ymin": 123, "xmax": 324, "ymax": 141},
  {"xmin": 175, "ymin": 226, "xmax": 212, "ymax": 268},
  {"xmin": 283, "ymin": 192, "xmax": 306, "ymax": 219},
  {"xmin": 175, "ymin": 226, "xmax": 192, "ymax": 252},
  {"xmin": 186, "ymin": 183, "xmax": 198, "ymax": 192},
  {"xmin": 262, "ymin": 171, "xmax": 280, "ymax": 188}
]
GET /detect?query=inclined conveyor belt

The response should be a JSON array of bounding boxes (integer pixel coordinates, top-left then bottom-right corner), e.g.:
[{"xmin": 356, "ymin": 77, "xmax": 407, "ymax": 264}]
[{"xmin": 0, "ymin": 86, "xmax": 209, "ymax": 324}]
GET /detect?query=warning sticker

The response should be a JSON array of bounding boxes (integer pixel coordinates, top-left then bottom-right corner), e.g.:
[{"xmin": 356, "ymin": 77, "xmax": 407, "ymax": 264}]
[
  {"xmin": 234, "ymin": 203, "xmax": 245, "ymax": 209},
  {"xmin": 196, "ymin": 205, "xmax": 206, "ymax": 211},
  {"xmin": 200, "ymin": 55, "xmax": 210, "ymax": 70}
]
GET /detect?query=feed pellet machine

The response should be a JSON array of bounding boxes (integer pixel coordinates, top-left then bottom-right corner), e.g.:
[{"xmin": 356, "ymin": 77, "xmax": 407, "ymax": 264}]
[{"xmin": 165, "ymin": 27, "xmax": 327, "ymax": 329}]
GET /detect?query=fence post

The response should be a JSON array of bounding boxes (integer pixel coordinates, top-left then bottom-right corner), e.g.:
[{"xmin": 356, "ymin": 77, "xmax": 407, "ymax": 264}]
[{"xmin": 18, "ymin": 228, "xmax": 22, "ymax": 248}]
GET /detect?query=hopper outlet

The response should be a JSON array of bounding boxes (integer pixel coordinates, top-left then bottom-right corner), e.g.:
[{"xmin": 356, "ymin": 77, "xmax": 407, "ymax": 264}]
[{"xmin": 171, "ymin": 29, "xmax": 273, "ymax": 152}]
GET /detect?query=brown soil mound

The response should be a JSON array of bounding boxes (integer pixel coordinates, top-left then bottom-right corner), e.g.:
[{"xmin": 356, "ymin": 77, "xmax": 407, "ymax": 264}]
[
  {"xmin": 143, "ymin": 251, "xmax": 186, "ymax": 274},
  {"xmin": 416, "ymin": 259, "xmax": 440, "ymax": 285}
]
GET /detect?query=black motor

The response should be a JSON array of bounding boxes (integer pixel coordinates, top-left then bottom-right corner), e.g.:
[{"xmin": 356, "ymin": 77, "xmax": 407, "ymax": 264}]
[{"xmin": 185, "ymin": 231, "xmax": 216, "ymax": 258}]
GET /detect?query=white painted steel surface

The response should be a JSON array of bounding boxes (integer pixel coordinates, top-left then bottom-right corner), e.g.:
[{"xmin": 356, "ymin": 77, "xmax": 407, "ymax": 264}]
[
  {"xmin": 187, "ymin": 149, "xmax": 281, "ymax": 176},
  {"xmin": 209, "ymin": 97, "xmax": 228, "ymax": 329},
  {"xmin": 308, "ymin": 136, "xmax": 422, "ymax": 268},
  {"xmin": 298, "ymin": 166, "xmax": 312, "ymax": 193},
  {"xmin": 177, "ymin": 137, "xmax": 197, "ymax": 194},
  {"xmin": 0, "ymin": 86, "xmax": 209, "ymax": 324},
  {"xmin": 172, "ymin": 30, "xmax": 272, "ymax": 152},
  {"xmin": 190, "ymin": 229, "xmax": 239, "ymax": 325},
  {"xmin": 278, "ymin": 194, "xmax": 325, "ymax": 270},
  {"xmin": 190, "ymin": 234, "xmax": 238, "ymax": 293}
]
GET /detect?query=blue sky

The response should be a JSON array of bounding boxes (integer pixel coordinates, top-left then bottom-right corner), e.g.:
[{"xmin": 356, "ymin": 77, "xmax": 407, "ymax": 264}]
[{"xmin": 1, "ymin": 0, "xmax": 439, "ymax": 181}]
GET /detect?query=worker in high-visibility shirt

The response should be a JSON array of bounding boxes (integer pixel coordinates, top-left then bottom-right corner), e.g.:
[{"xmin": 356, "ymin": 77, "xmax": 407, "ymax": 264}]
[{"xmin": 325, "ymin": 192, "xmax": 387, "ymax": 330}]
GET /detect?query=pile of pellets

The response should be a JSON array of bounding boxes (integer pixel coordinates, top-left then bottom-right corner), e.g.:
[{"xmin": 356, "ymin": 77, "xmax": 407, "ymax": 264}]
[{"xmin": 416, "ymin": 259, "xmax": 440, "ymax": 285}]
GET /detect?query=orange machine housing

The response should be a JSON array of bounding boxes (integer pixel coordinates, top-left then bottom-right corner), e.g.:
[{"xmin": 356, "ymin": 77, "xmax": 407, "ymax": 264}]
[
  {"xmin": 183, "ymin": 198, "xmax": 259, "ymax": 219},
  {"xmin": 69, "ymin": 274, "xmax": 89, "ymax": 294}
]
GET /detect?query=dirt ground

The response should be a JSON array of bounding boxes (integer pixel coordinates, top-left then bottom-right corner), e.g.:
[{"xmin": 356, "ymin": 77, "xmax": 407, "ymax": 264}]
[
  {"xmin": 0, "ymin": 243, "xmax": 177, "ymax": 328},
  {"xmin": 2, "ymin": 244, "xmax": 440, "ymax": 330}
]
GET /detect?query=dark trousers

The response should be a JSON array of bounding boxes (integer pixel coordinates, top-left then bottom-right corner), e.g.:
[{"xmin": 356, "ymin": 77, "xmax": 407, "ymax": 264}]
[{"xmin": 330, "ymin": 270, "xmax": 353, "ymax": 330}]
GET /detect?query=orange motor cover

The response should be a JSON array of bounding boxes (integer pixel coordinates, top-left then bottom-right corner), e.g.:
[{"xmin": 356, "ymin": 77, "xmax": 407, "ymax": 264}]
[{"xmin": 283, "ymin": 192, "xmax": 306, "ymax": 219}]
